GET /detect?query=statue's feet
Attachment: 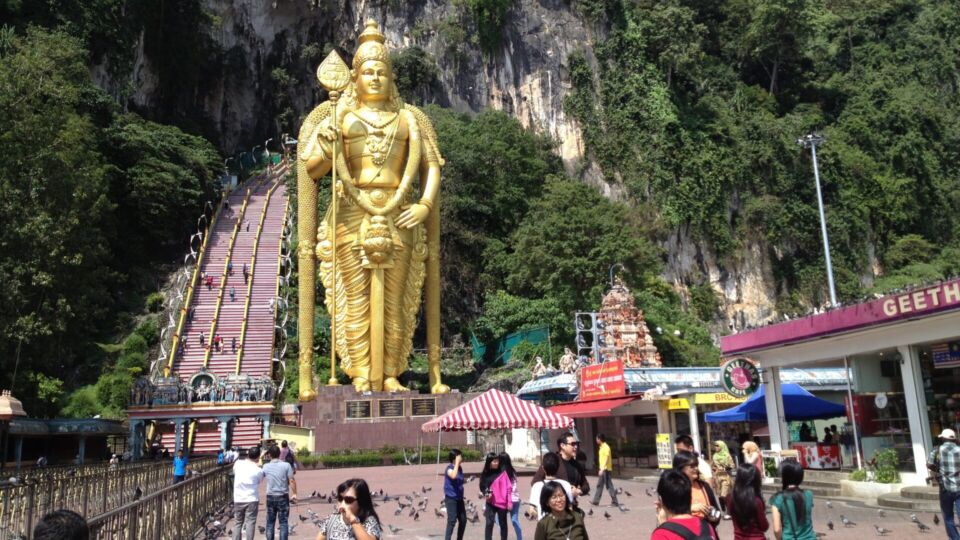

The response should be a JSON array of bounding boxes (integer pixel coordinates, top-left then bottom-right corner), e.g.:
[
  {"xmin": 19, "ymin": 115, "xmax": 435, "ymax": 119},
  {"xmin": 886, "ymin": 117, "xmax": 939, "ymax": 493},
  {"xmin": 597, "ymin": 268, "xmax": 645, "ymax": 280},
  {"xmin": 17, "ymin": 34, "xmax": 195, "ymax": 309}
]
[
  {"xmin": 353, "ymin": 377, "xmax": 371, "ymax": 392},
  {"xmin": 431, "ymin": 383, "xmax": 450, "ymax": 394},
  {"xmin": 383, "ymin": 377, "xmax": 409, "ymax": 392}
]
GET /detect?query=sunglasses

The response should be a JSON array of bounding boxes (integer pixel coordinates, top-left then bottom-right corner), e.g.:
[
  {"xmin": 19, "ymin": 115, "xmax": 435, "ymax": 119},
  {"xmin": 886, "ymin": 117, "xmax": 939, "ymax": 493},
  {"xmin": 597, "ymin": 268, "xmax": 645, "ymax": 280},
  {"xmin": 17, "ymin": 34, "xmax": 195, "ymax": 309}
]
[
  {"xmin": 564, "ymin": 441, "xmax": 580, "ymax": 447},
  {"xmin": 338, "ymin": 495, "xmax": 358, "ymax": 504}
]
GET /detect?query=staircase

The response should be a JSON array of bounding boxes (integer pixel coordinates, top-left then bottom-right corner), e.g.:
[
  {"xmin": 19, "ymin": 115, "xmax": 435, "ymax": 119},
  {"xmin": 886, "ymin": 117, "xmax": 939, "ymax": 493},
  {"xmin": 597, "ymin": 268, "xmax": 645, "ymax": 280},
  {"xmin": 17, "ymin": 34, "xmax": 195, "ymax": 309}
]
[
  {"xmin": 877, "ymin": 485, "xmax": 940, "ymax": 512},
  {"xmin": 130, "ymin": 164, "xmax": 291, "ymax": 457}
]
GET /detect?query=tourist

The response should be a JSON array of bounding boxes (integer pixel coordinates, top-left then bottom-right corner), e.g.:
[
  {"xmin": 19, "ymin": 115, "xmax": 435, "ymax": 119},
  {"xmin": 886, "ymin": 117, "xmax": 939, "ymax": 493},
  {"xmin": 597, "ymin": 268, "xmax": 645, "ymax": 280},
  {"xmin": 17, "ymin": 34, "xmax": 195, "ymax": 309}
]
[
  {"xmin": 172, "ymin": 449, "xmax": 188, "ymax": 484},
  {"xmin": 741, "ymin": 441, "xmax": 764, "ymax": 480},
  {"xmin": 770, "ymin": 460, "xmax": 815, "ymax": 540},
  {"xmin": 228, "ymin": 261, "xmax": 234, "ymax": 275},
  {"xmin": 531, "ymin": 432, "xmax": 590, "ymax": 500},
  {"xmin": 590, "ymin": 433, "xmax": 619, "ymax": 507},
  {"xmin": 928, "ymin": 428, "xmax": 960, "ymax": 539},
  {"xmin": 316, "ymin": 478, "xmax": 382, "ymax": 540},
  {"xmin": 710, "ymin": 441, "xmax": 734, "ymax": 509},
  {"xmin": 199, "ymin": 332, "xmax": 205, "ymax": 347},
  {"xmin": 479, "ymin": 452, "xmax": 509, "ymax": 540},
  {"xmin": 443, "ymin": 449, "xmax": 467, "ymax": 540},
  {"xmin": 232, "ymin": 446, "xmax": 265, "ymax": 540},
  {"xmin": 32, "ymin": 509, "xmax": 89, "ymax": 540},
  {"xmin": 217, "ymin": 447, "xmax": 225, "ymax": 465},
  {"xmin": 798, "ymin": 423, "xmax": 813, "ymax": 442},
  {"xmin": 231, "ymin": 336, "xmax": 237, "ymax": 352},
  {"xmin": 650, "ymin": 469, "xmax": 716, "ymax": 540},
  {"xmin": 725, "ymin": 463, "xmax": 768, "ymax": 540},
  {"xmin": 109, "ymin": 454, "xmax": 119, "ymax": 469},
  {"xmin": 263, "ymin": 445, "xmax": 298, "ymax": 540},
  {"xmin": 674, "ymin": 435, "xmax": 714, "ymax": 489},
  {"xmin": 673, "ymin": 451, "xmax": 721, "ymax": 534},
  {"xmin": 528, "ymin": 453, "xmax": 574, "ymax": 519},
  {"xmin": 821, "ymin": 427, "xmax": 833, "ymax": 444},
  {"xmin": 498, "ymin": 452, "xmax": 522, "ymax": 540},
  {"xmin": 230, "ymin": 286, "xmax": 236, "ymax": 301},
  {"xmin": 534, "ymin": 481, "xmax": 588, "ymax": 540}
]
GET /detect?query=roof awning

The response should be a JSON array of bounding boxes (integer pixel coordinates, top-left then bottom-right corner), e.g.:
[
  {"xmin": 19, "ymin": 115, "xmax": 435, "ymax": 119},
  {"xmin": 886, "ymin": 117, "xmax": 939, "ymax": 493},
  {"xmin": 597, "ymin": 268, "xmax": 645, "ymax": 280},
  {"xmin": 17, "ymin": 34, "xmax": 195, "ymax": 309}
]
[{"xmin": 549, "ymin": 395, "xmax": 642, "ymax": 419}]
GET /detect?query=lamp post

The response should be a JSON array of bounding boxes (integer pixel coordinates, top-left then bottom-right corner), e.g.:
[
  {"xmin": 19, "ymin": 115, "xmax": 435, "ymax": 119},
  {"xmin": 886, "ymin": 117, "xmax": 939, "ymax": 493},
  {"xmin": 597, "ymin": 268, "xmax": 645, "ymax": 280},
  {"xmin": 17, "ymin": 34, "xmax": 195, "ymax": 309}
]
[{"xmin": 797, "ymin": 133, "xmax": 838, "ymax": 306}]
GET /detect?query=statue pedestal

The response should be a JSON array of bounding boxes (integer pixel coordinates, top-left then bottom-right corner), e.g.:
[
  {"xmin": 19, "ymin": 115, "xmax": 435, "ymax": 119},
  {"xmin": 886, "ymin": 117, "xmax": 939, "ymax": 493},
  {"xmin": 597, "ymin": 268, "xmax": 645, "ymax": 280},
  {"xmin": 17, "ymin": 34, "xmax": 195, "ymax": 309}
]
[{"xmin": 299, "ymin": 387, "xmax": 471, "ymax": 453}]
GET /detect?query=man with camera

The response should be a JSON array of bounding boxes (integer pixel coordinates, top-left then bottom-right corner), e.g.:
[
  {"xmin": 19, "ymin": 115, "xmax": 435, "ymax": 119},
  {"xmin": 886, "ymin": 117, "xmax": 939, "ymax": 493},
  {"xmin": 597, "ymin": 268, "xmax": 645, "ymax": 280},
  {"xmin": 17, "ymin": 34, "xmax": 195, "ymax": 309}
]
[{"xmin": 929, "ymin": 428, "xmax": 960, "ymax": 539}]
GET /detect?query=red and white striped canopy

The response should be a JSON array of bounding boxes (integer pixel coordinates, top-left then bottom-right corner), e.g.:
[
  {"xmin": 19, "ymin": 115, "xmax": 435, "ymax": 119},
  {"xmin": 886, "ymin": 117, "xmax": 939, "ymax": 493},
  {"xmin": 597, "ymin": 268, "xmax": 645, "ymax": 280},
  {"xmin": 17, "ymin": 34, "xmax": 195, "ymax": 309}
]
[{"xmin": 421, "ymin": 388, "xmax": 573, "ymax": 432}]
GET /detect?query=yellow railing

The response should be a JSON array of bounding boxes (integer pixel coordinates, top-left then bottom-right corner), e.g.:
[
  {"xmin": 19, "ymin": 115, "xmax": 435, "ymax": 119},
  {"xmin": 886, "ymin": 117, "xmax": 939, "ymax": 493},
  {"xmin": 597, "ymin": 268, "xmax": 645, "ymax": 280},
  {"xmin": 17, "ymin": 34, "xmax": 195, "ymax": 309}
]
[
  {"xmin": 202, "ymin": 188, "xmax": 252, "ymax": 368},
  {"xmin": 234, "ymin": 179, "xmax": 282, "ymax": 374},
  {"xmin": 164, "ymin": 193, "xmax": 225, "ymax": 376}
]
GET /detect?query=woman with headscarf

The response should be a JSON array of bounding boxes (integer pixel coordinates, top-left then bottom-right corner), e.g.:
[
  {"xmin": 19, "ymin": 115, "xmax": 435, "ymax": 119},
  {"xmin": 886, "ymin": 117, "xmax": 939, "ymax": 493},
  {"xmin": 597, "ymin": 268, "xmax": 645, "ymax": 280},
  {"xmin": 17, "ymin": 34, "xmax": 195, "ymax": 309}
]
[
  {"xmin": 710, "ymin": 441, "xmax": 734, "ymax": 506},
  {"xmin": 741, "ymin": 441, "xmax": 764, "ymax": 481}
]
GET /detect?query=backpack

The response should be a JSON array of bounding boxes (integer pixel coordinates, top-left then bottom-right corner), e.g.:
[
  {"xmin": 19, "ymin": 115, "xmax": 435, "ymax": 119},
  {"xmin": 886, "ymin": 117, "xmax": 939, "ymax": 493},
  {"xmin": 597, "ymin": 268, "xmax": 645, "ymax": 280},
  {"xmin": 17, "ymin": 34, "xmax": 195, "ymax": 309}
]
[
  {"xmin": 655, "ymin": 518, "xmax": 714, "ymax": 540},
  {"xmin": 284, "ymin": 450, "xmax": 296, "ymax": 469}
]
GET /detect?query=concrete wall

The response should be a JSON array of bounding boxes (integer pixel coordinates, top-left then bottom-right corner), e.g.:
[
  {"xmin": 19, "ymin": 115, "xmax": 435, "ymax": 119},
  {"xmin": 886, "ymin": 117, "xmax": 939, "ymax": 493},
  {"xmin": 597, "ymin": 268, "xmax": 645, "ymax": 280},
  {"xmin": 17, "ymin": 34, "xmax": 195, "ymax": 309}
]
[{"xmin": 270, "ymin": 424, "xmax": 315, "ymax": 452}]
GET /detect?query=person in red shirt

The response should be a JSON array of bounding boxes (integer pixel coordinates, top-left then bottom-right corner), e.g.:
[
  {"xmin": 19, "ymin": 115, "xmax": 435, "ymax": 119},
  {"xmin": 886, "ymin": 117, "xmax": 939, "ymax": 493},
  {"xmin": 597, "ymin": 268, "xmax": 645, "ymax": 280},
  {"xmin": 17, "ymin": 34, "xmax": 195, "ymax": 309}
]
[
  {"xmin": 651, "ymin": 469, "xmax": 717, "ymax": 540},
  {"xmin": 724, "ymin": 463, "xmax": 768, "ymax": 540}
]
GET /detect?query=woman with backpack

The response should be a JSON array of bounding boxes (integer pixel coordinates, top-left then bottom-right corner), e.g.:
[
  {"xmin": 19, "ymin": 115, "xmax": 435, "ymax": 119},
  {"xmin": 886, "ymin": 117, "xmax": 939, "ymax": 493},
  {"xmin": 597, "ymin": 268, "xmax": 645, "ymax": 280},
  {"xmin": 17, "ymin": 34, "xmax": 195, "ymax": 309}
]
[
  {"xmin": 673, "ymin": 451, "xmax": 722, "ymax": 535},
  {"xmin": 498, "ymin": 453, "xmax": 523, "ymax": 540},
  {"xmin": 770, "ymin": 460, "xmax": 816, "ymax": 540},
  {"xmin": 724, "ymin": 463, "xmax": 768, "ymax": 539},
  {"xmin": 480, "ymin": 453, "xmax": 509, "ymax": 540}
]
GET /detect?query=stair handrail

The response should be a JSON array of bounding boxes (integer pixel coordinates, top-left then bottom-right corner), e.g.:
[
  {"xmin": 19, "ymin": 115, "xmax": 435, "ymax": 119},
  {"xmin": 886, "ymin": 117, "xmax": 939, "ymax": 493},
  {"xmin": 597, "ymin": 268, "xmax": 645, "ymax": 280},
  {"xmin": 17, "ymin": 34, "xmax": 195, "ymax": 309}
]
[
  {"xmin": 162, "ymin": 193, "xmax": 224, "ymax": 377},
  {"xmin": 202, "ymin": 188, "xmax": 253, "ymax": 368},
  {"xmin": 271, "ymin": 184, "xmax": 293, "ymax": 396},
  {"xmin": 234, "ymin": 178, "xmax": 282, "ymax": 374}
]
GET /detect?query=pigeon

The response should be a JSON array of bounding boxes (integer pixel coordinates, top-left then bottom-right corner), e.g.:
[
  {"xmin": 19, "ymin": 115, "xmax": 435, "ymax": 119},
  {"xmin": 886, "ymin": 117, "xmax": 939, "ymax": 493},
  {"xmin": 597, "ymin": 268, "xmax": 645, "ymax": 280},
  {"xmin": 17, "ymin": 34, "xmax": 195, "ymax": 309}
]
[
  {"xmin": 468, "ymin": 512, "xmax": 480, "ymax": 523},
  {"xmin": 815, "ymin": 533, "xmax": 827, "ymax": 539},
  {"xmin": 587, "ymin": 508, "xmax": 593, "ymax": 517},
  {"xmin": 299, "ymin": 514, "xmax": 309, "ymax": 522},
  {"xmin": 387, "ymin": 524, "xmax": 402, "ymax": 534},
  {"xmin": 435, "ymin": 507, "xmax": 445, "ymax": 518},
  {"xmin": 827, "ymin": 520, "xmax": 834, "ymax": 531},
  {"xmin": 916, "ymin": 521, "xmax": 930, "ymax": 532},
  {"xmin": 934, "ymin": 515, "xmax": 940, "ymax": 526},
  {"xmin": 408, "ymin": 506, "xmax": 416, "ymax": 517},
  {"xmin": 615, "ymin": 487, "xmax": 623, "ymax": 495},
  {"xmin": 841, "ymin": 515, "xmax": 856, "ymax": 527},
  {"xmin": 312, "ymin": 490, "xmax": 318, "ymax": 498},
  {"xmin": 379, "ymin": 488, "xmax": 384, "ymax": 496},
  {"xmin": 394, "ymin": 508, "xmax": 403, "ymax": 516},
  {"xmin": 133, "ymin": 486, "xmax": 142, "ymax": 501},
  {"xmin": 826, "ymin": 501, "xmax": 834, "ymax": 509},
  {"xmin": 404, "ymin": 494, "xmax": 414, "ymax": 502},
  {"xmin": 874, "ymin": 525, "xmax": 891, "ymax": 535},
  {"xmin": 618, "ymin": 504, "xmax": 629, "ymax": 512},
  {"xmin": 413, "ymin": 511, "xmax": 421, "ymax": 521},
  {"xmin": 422, "ymin": 485, "xmax": 432, "ymax": 493},
  {"xmin": 258, "ymin": 525, "xmax": 266, "ymax": 534},
  {"xmin": 603, "ymin": 511, "xmax": 611, "ymax": 520},
  {"xmin": 467, "ymin": 475, "xmax": 477, "ymax": 483},
  {"xmin": 910, "ymin": 513, "xmax": 919, "ymax": 523},
  {"xmin": 645, "ymin": 488, "xmax": 653, "ymax": 497},
  {"xmin": 624, "ymin": 490, "xmax": 632, "ymax": 497},
  {"xmin": 877, "ymin": 509, "xmax": 886, "ymax": 518},
  {"xmin": 288, "ymin": 523, "xmax": 297, "ymax": 534},
  {"xmin": 398, "ymin": 501, "xmax": 410, "ymax": 509}
]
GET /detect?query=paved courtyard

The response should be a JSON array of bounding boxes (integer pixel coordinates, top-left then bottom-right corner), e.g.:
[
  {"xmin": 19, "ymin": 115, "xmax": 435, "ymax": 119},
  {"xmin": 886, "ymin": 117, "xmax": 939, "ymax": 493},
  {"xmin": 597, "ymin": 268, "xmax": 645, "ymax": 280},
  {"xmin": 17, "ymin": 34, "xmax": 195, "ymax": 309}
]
[{"xmin": 221, "ymin": 463, "xmax": 946, "ymax": 539}]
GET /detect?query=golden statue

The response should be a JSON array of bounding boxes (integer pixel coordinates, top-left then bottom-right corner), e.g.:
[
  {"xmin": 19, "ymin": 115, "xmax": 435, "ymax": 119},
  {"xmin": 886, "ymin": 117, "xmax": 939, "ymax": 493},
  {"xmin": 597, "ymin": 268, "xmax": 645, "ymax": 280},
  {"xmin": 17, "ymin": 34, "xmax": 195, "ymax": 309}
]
[{"xmin": 296, "ymin": 20, "xmax": 447, "ymax": 396}]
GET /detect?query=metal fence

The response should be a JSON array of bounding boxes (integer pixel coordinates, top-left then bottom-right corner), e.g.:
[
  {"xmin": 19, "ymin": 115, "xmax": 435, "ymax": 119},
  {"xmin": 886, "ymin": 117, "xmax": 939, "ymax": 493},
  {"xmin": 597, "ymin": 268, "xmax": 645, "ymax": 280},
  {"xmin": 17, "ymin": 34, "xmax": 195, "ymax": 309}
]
[
  {"xmin": 87, "ymin": 464, "xmax": 230, "ymax": 540},
  {"xmin": 0, "ymin": 457, "xmax": 216, "ymax": 539}
]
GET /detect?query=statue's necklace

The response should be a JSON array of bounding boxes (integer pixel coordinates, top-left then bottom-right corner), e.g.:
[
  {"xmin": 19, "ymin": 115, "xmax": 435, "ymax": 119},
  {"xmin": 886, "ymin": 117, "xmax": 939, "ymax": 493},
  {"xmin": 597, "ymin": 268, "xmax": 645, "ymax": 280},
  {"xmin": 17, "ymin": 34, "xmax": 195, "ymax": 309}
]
[{"xmin": 358, "ymin": 112, "xmax": 400, "ymax": 167}]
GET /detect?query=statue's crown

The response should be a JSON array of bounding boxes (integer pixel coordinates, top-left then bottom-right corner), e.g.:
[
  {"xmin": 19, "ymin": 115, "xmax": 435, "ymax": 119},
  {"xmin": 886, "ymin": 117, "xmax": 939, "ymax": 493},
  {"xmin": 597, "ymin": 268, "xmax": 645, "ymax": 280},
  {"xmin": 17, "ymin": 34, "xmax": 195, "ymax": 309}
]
[{"xmin": 353, "ymin": 19, "xmax": 390, "ymax": 71}]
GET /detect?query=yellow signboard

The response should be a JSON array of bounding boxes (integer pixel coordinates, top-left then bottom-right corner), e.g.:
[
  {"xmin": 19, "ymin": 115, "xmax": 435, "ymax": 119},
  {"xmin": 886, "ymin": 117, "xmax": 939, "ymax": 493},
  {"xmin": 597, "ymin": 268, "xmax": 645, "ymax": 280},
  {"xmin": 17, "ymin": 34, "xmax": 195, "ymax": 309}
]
[
  {"xmin": 694, "ymin": 393, "xmax": 746, "ymax": 405},
  {"xmin": 667, "ymin": 398, "xmax": 690, "ymax": 410},
  {"xmin": 656, "ymin": 433, "xmax": 673, "ymax": 469}
]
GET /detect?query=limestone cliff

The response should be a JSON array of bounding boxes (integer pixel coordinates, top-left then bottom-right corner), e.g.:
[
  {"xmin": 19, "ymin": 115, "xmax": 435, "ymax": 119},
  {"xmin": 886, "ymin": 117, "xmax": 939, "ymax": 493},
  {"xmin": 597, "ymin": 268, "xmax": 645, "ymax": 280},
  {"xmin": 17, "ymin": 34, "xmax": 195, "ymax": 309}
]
[{"xmin": 109, "ymin": 0, "xmax": 778, "ymax": 334}]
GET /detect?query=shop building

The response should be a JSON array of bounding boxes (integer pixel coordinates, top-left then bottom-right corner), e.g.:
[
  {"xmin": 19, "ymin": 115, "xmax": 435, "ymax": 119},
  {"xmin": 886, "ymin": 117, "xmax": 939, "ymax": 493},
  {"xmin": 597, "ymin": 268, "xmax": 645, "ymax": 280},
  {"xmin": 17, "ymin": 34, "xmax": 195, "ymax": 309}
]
[{"xmin": 721, "ymin": 277, "xmax": 960, "ymax": 485}]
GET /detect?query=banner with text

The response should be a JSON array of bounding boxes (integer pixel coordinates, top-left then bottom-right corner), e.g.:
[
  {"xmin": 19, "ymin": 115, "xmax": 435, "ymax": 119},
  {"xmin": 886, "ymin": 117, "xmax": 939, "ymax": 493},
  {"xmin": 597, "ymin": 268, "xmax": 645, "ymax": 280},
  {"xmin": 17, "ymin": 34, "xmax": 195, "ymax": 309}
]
[{"xmin": 580, "ymin": 360, "xmax": 626, "ymax": 400}]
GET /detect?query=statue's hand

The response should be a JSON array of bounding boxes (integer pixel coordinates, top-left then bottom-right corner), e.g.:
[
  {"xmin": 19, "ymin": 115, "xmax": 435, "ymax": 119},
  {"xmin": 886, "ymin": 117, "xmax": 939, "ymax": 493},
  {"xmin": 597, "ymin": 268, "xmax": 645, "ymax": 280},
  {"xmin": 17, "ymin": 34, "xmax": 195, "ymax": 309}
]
[{"xmin": 395, "ymin": 203, "xmax": 429, "ymax": 229}]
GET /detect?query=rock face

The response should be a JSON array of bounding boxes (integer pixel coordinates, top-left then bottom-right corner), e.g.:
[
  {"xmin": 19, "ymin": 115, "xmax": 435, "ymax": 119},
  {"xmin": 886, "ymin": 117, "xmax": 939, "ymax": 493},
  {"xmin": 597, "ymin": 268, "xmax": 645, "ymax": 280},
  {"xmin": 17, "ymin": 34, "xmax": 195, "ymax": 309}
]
[{"xmin": 110, "ymin": 0, "xmax": 778, "ymax": 332}]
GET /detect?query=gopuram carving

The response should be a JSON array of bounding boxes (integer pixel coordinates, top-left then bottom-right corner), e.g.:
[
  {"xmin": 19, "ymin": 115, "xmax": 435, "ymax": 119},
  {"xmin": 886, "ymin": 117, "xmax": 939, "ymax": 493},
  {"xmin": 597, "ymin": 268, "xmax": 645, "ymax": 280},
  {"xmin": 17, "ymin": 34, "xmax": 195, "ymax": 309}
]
[{"xmin": 596, "ymin": 278, "xmax": 662, "ymax": 367}]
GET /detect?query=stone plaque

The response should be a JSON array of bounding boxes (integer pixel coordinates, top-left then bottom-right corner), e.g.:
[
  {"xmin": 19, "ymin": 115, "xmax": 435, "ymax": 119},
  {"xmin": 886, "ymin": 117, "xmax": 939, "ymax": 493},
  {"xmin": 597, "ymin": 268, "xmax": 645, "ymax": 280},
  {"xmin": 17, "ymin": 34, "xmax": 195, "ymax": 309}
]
[
  {"xmin": 410, "ymin": 398, "xmax": 436, "ymax": 417},
  {"xmin": 345, "ymin": 400, "xmax": 372, "ymax": 419},
  {"xmin": 378, "ymin": 399, "xmax": 405, "ymax": 418}
]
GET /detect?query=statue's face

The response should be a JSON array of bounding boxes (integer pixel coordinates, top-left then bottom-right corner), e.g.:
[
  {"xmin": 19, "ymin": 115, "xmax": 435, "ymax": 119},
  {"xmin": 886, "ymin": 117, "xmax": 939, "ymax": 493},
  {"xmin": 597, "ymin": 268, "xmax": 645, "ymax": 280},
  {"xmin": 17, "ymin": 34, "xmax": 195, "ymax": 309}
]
[{"xmin": 356, "ymin": 60, "xmax": 392, "ymax": 103}]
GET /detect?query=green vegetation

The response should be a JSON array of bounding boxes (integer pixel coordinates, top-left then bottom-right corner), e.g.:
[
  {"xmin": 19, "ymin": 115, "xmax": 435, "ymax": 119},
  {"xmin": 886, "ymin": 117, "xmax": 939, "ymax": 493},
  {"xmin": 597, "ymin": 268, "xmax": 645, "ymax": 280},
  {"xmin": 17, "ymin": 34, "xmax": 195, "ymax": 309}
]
[
  {"xmin": 566, "ymin": 0, "xmax": 960, "ymax": 307},
  {"xmin": 0, "ymin": 26, "xmax": 220, "ymax": 417}
]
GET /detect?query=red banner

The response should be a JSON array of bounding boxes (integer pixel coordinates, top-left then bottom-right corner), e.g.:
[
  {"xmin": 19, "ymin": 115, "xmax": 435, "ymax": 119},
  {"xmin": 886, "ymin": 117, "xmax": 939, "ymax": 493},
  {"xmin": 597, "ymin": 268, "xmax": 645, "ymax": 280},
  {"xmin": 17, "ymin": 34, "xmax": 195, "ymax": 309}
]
[{"xmin": 579, "ymin": 360, "xmax": 626, "ymax": 400}]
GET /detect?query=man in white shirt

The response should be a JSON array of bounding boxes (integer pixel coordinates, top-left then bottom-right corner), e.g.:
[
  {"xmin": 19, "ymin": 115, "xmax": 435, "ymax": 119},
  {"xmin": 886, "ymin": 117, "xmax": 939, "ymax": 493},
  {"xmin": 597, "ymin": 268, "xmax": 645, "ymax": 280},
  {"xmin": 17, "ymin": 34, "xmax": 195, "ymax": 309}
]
[
  {"xmin": 233, "ymin": 446, "xmax": 265, "ymax": 540},
  {"xmin": 674, "ymin": 434, "xmax": 714, "ymax": 489},
  {"xmin": 528, "ymin": 452, "xmax": 574, "ymax": 519}
]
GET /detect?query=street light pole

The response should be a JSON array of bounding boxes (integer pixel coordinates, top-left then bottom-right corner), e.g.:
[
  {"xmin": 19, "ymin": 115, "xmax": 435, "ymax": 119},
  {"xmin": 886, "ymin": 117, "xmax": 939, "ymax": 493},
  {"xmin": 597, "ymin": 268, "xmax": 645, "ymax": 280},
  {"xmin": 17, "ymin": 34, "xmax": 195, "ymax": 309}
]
[{"xmin": 797, "ymin": 133, "xmax": 838, "ymax": 306}]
